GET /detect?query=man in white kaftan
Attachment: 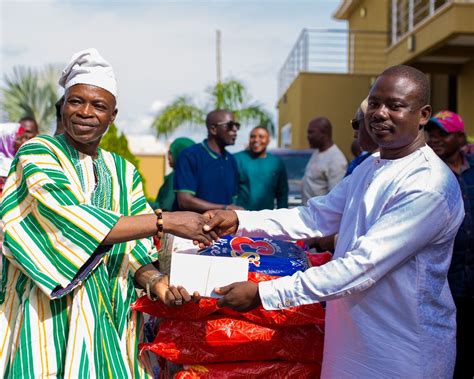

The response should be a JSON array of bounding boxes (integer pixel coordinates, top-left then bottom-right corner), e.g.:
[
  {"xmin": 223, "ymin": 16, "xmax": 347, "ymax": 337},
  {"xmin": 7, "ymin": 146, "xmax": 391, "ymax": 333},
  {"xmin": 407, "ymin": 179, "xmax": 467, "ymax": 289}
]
[
  {"xmin": 205, "ymin": 65, "xmax": 465, "ymax": 378},
  {"xmin": 237, "ymin": 145, "xmax": 463, "ymax": 377}
]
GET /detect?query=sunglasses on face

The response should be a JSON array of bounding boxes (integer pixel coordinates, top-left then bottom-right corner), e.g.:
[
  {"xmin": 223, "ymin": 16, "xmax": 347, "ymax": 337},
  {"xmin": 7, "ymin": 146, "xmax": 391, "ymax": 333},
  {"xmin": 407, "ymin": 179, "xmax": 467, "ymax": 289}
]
[
  {"xmin": 214, "ymin": 121, "xmax": 241, "ymax": 131},
  {"xmin": 350, "ymin": 118, "xmax": 364, "ymax": 131}
]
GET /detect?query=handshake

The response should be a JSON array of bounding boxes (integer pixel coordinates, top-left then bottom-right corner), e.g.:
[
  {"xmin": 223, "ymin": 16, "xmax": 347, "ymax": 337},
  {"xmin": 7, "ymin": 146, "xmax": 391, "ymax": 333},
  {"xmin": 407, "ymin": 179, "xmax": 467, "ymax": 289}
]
[
  {"xmin": 159, "ymin": 209, "xmax": 262, "ymax": 312},
  {"xmin": 164, "ymin": 209, "xmax": 240, "ymax": 249}
]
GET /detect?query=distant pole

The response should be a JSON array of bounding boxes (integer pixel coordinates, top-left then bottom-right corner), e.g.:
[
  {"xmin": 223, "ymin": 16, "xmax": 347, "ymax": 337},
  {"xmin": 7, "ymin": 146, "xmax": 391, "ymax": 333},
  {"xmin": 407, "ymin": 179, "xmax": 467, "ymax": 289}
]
[{"xmin": 216, "ymin": 29, "xmax": 222, "ymax": 84}]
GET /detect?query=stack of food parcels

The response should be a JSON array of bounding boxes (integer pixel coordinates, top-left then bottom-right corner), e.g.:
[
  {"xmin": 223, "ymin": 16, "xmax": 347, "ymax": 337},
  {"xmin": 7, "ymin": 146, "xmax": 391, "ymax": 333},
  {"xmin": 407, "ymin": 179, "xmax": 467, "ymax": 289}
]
[{"xmin": 133, "ymin": 236, "xmax": 331, "ymax": 378}]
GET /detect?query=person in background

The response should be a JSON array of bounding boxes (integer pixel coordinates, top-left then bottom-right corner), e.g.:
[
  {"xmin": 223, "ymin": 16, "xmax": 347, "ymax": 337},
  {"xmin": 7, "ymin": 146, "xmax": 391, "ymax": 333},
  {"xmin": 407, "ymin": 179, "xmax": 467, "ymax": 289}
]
[
  {"xmin": 425, "ymin": 110, "xmax": 474, "ymax": 379},
  {"xmin": 151, "ymin": 137, "xmax": 195, "ymax": 211},
  {"xmin": 345, "ymin": 98, "xmax": 379, "ymax": 176},
  {"xmin": 0, "ymin": 118, "xmax": 39, "ymax": 195},
  {"xmin": 301, "ymin": 116, "xmax": 347, "ymax": 204},
  {"xmin": 55, "ymin": 95, "xmax": 65, "ymax": 135},
  {"xmin": 234, "ymin": 126, "xmax": 288, "ymax": 210},
  {"xmin": 202, "ymin": 65, "xmax": 464, "ymax": 378},
  {"xmin": 173, "ymin": 109, "xmax": 243, "ymax": 212},
  {"xmin": 350, "ymin": 139, "xmax": 362, "ymax": 160},
  {"xmin": 307, "ymin": 98, "xmax": 379, "ymax": 253}
]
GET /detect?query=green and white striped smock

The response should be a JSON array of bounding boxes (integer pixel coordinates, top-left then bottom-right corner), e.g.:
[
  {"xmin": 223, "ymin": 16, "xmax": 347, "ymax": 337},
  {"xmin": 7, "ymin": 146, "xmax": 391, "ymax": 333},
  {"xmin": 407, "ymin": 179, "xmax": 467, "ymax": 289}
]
[{"xmin": 0, "ymin": 134, "xmax": 157, "ymax": 378}]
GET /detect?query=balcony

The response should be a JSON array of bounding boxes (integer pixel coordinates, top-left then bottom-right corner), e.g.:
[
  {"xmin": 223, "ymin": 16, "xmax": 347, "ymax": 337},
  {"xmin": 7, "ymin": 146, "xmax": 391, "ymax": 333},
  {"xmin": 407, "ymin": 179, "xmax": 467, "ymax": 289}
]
[
  {"xmin": 386, "ymin": 0, "xmax": 474, "ymax": 70},
  {"xmin": 390, "ymin": 0, "xmax": 452, "ymax": 45},
  {"xmin": 277, "ymin": 28, "xmax": 388, "ymax": 100}
]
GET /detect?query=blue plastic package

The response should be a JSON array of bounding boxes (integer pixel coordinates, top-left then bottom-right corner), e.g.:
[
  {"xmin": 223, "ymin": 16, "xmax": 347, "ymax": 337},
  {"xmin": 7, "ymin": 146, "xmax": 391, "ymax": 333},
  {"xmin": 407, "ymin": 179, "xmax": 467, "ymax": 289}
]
[{"xmin": 197, "ymin": 236, "xmax": 308, "ymax": 276}]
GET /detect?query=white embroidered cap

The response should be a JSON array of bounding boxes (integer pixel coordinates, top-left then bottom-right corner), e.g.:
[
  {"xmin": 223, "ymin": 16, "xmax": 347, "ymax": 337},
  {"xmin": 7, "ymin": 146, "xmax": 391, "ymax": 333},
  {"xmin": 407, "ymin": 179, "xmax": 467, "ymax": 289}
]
[{"xmin": 58, "ymin": 48, "xmax": 117, "ymax": 98}]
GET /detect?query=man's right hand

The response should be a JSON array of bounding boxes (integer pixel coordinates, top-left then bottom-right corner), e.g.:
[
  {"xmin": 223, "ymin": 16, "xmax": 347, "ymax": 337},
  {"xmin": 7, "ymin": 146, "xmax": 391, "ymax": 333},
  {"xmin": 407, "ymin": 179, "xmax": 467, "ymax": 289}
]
[{"xmin": 196, "ymin": 210, "xmax": 239, "ymax": 248}]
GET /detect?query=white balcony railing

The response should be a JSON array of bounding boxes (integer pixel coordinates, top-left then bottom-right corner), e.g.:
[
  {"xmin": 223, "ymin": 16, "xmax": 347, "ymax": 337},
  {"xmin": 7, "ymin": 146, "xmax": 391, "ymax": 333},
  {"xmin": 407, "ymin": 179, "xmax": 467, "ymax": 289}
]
[
  {"xmin": 277, "ymin": 28, "xmax": 388, "ymax": 100},
  {"xmin": 390, "ymin": 0, "xmax": 457, "ymax": 45}
]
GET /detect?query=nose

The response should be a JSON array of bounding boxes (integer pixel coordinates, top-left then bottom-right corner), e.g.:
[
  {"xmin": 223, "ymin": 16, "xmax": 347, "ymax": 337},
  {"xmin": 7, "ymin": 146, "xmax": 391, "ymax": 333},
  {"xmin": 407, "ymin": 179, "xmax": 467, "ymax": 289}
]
[
  {"xmin": 372, "ymin": 104, "xmax": 389, "ymax": 120},
  {"xmin": 77, "ymin": 103, "xmax": 94, "ymax": 118}
]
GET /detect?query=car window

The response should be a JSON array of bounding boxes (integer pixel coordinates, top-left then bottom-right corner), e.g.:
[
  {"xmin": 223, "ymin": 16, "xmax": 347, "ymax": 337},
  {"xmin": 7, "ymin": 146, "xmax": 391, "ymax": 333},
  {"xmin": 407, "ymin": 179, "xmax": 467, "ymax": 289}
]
[{"xmin": 279, "ymin": 154, "xmax": 311, "ymax": 180}]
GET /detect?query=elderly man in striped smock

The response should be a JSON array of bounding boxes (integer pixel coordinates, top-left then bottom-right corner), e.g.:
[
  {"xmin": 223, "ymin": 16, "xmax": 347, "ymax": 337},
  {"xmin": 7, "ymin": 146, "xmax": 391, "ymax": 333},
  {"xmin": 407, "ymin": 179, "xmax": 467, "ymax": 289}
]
[{"xmin": 0, "ymin": 48, "xmax": 212, "ymax": 378}]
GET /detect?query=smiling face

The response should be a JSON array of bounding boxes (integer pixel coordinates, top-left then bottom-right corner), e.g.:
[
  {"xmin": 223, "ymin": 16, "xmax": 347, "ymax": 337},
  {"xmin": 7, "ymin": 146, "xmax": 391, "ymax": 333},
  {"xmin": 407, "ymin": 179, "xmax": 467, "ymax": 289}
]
[
  {"xmin": 62, "ymin": 84, "xmax": 117, "ymax": 155},
  {"xmin": 426, "ymin": 126, "xmax": 464, "ymax": 160},
  {"xmin": 249, "ymin": 127, "xmax": 269, "ymax": 156},
  {"xmin": 365, "ymin": 74, "xmax": 431, "ymax": 158}
]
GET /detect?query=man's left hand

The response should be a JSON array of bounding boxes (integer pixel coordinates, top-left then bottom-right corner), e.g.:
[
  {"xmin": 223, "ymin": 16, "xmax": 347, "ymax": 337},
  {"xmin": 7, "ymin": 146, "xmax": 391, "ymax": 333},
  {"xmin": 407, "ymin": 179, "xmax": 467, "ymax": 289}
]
[{"xmin": 215, "ymin": 281, "xmax": 261, "ymax": 312}]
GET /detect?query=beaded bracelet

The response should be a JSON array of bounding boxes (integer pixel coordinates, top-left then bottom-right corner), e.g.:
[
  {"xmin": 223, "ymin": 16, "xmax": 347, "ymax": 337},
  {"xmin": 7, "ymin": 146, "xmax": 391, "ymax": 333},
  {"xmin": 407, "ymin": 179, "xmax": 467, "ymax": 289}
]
[{"xmin": 154, "ymin": 208, "xmax": 164, "ymax": 239}]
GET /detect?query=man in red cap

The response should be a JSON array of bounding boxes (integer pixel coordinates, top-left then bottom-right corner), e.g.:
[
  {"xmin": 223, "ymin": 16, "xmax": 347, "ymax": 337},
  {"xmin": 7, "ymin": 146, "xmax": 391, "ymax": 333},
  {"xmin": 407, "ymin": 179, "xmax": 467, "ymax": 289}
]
[{"xmin": 426, "ymin": 110, "xmax": 474, "ymax": 379}]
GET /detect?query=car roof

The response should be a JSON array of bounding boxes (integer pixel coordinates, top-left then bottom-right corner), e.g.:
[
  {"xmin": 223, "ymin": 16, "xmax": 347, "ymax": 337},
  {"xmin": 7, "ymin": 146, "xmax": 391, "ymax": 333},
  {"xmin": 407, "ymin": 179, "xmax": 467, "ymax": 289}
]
[{"xmin": 268, "ymin": 148, "xmax": 314, "ymax": 155}]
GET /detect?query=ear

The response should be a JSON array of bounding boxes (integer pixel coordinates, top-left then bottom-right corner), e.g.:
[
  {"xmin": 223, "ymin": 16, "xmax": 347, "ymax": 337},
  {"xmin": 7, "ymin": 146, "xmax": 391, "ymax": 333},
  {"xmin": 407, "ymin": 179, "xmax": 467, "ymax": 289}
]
[
  {"xmin": 418, "ymin": 105, "xmax": 432, "ymax": 127},
  {"xmin": 110, "ymin": 108, "xmax": 118, "ymax": 124},
  {"xmin": 208, "ymin": 125, "xmax": 217, "ymax": 136}
]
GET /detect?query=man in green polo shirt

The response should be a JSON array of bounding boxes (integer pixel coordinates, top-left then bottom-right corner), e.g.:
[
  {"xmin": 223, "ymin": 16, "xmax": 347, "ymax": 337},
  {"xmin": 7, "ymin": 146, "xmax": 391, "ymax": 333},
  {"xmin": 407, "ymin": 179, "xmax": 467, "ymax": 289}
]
[{"xmin": 235, "ymin": 126, "xmax": 288, "ymax": 210}]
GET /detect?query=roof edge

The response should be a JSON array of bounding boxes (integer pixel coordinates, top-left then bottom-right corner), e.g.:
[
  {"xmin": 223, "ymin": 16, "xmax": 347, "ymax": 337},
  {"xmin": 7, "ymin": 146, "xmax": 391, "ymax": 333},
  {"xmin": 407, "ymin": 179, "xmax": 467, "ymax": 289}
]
[{"xmin": 333, "ymin": 0, "xmax": 360, "ymax": 20}]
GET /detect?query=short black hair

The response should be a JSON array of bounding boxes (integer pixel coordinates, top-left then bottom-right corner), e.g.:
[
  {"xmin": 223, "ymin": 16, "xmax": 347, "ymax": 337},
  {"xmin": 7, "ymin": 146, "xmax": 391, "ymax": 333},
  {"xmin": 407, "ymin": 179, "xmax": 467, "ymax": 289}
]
[
  {"xmin": 380, "ymin": 65, "xmax": 430, "ymax": 107},
  {"xmin": 205, "ymin": 109, "xmax": 233, "ymax": 128},
  {"xmin": 19, "ymin": 116, "xmax": 37, "ymax": 124},
  {"xmin": 250, "ymin": 125, "xmax": 269, "ymax": 135},
  {"xmin": 309, "ymin": 116, "xmax": 332, "ymax": 138},
  {"xmin": 19, "ymin": 116, "xmax": 39, "ymax": 129},
  {"xmin": 55, "ymin": 96, "xmax": 64, "ymax": 121}
]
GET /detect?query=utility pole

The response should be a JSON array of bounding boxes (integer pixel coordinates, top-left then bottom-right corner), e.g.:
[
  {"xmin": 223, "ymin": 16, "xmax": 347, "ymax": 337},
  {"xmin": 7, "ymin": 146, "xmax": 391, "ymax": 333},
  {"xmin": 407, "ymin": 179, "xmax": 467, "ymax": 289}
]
[{"xmin": 216, "ymin": 29, "xmax": 222, "ymax": 84}]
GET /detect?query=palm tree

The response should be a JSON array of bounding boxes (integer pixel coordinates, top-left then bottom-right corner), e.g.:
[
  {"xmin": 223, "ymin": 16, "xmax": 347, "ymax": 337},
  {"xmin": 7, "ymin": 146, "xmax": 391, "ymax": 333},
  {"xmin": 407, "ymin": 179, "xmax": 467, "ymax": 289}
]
[
  {"xmin": 1, "ymin": 65, "xmax": 59, "ymax": 133},
  {"xmin": 151, "ymin": 79, "xmax": 274, "ymax": 137}
]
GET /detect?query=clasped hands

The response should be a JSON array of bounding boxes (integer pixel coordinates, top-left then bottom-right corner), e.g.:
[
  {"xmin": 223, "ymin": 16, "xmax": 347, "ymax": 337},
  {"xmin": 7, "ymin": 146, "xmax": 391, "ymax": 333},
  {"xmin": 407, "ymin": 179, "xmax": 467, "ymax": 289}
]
[{"xmin": 159, "ymin": 209, "xmax": 261, "ymax": 312}]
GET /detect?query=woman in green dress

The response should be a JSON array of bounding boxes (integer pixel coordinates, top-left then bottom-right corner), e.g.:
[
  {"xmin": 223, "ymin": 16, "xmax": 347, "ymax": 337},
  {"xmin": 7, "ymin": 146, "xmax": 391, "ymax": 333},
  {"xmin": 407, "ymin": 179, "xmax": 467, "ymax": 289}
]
[{"xmin": 152, "ymin": 137, "xmax": 195, "ymax": 211}]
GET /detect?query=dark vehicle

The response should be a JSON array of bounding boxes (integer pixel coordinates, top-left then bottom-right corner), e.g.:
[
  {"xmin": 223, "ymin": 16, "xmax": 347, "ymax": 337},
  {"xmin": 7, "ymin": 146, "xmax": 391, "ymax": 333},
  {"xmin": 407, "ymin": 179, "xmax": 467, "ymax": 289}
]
[{"xmin": 269, "ymin": 148, "xmax": 313, "ymax": 207}]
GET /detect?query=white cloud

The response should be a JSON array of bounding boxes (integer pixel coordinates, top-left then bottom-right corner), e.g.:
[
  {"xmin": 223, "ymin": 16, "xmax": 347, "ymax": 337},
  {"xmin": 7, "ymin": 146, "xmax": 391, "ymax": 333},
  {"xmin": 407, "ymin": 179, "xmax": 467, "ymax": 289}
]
[{"xmin": 150, "ymin": 99, "xmax": 165, "ymax": 113}]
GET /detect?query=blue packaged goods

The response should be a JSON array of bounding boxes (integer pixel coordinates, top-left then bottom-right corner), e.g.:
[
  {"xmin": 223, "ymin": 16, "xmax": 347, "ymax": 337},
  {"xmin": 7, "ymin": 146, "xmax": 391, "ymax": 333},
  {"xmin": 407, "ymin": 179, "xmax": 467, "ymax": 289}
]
[{"xmin": 196, "ymin": 236, "xmax": 309, "ymax": 276}]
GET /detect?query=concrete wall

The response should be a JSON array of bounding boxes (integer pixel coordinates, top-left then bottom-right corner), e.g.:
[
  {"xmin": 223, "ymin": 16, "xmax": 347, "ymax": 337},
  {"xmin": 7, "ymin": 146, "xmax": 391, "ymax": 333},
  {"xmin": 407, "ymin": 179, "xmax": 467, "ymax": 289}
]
[
  {"xmin": 458, "ymin": 59, "xmax": 474, "ymax": 138},
  {"xmin": 278, "ymin": 72, "xmax": 376, "ymax": 158},
  {"xmin": 345, "ymin": 0, "xmax": 390, "ymax": 32},
  {"xmin": 344, "ymin": 0, "xmax": 390, "ymax": 75},
  {"xmin": 135, "ymin": 154, "xmax": 166, "ymax": 199}
]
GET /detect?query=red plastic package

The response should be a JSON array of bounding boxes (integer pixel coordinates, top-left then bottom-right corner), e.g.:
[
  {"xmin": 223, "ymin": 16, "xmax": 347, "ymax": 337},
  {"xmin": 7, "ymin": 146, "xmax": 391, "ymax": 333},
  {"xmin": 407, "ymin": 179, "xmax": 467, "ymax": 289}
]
[
  {"xmin": 132, "ymin": 297, "xmax": 219, "ymax": 320},
  {"xmin": 218, "ymin": 303, "xmax": 324, "ymax": 327},
  {"xmin": 139, "ymin": 316, "xmax": 324, "ymax": 364},
  {"xmin": 173, "ymin": 361, "xmax": 321, "ymax": 378},
  {"xmin": 132, "ymin": 271, "xmax": 325, "ymax": 326}
]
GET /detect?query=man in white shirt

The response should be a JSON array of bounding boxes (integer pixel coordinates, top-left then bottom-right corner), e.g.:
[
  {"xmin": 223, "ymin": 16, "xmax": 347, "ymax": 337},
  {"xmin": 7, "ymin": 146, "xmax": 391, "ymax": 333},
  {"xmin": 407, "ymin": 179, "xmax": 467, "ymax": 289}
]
[
  {"xmin": 302, "ymin": 117, "xmax": 347, "ymax": 203},
  {"xmin": 203, "ymin": 65, "xmax": 464, "ymax": 378}
]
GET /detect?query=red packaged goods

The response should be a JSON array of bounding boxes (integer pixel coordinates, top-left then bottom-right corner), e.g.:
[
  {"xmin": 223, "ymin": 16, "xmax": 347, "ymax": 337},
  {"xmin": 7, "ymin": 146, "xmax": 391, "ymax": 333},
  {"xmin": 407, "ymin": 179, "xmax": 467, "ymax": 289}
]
[
  {"xmin": 132, "ymin": 271, "xmax": 325, "ymax": 326},
  {"xmin": 139, "ymin": 316, "xmax": 324, "ymax": 364},
  {"xmin": 132, "ymin": 296, "xmax": 218, "ymax": 320},
  {"xmin": 218, "ymin": 303, "xmax": 324, "ymax": 327},
  {"xmin": 173, "ymin": 361, "xmax": 321, "ymax": 379}
]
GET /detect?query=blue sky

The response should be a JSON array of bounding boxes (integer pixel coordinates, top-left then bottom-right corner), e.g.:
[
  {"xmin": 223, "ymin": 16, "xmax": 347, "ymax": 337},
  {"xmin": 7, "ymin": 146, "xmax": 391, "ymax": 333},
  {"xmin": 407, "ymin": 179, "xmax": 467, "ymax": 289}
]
[{"xmin": 1, "ymin": 0, "xmax": 346, "ymax": 149}]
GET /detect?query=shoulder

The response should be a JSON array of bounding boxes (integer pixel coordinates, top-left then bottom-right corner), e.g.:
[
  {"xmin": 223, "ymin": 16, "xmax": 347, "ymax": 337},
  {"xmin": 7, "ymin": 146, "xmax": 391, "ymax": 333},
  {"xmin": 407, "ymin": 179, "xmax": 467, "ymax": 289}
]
[
  {"xmin": 17, "ymin": 135, "xmax": 63, "ymax": 157},
  {"xmin": 234, "ymin": 150, "xmax": 250, "ymax": 161},
  {"xmin": 465, "ymin": 152, "xmax": 474, "ymax": 167},
  {"xmin": 331, "ymin": 144, "xmax": 348, "ymax": 160},
  {"xmin": 181, "ymin": 142, "xmax": 202, "ymax": 156},
  {"xmin": 226, "ymin": 149, "xmax": 238, "ymax": 162},
  {"xmin": 401, "ymin": 147, "xmax": 462, "ymax": 210}
]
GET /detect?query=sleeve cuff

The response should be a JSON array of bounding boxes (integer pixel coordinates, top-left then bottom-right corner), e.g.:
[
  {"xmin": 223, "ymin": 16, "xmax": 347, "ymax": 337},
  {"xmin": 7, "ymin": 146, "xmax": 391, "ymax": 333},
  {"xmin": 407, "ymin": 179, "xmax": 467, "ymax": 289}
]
[
  {"xmin": 258, "ymin": 277, "xmax": 299, "ymax": 310},
  {"xmin": 51, "ymin": 245, "xmax": 111, "ymax": 299}
]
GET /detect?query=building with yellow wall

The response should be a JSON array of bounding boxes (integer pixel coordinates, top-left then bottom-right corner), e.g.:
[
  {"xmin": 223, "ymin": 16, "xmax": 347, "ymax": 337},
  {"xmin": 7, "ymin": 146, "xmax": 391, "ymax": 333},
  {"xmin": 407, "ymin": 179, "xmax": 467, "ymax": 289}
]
[
  {"xmin": 127, "ymin": 135, "xmax": 167, "ymax": 200},
  {"xmin": 278, "ymin": 0, "xmax": 474, "ymax": 157}
]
